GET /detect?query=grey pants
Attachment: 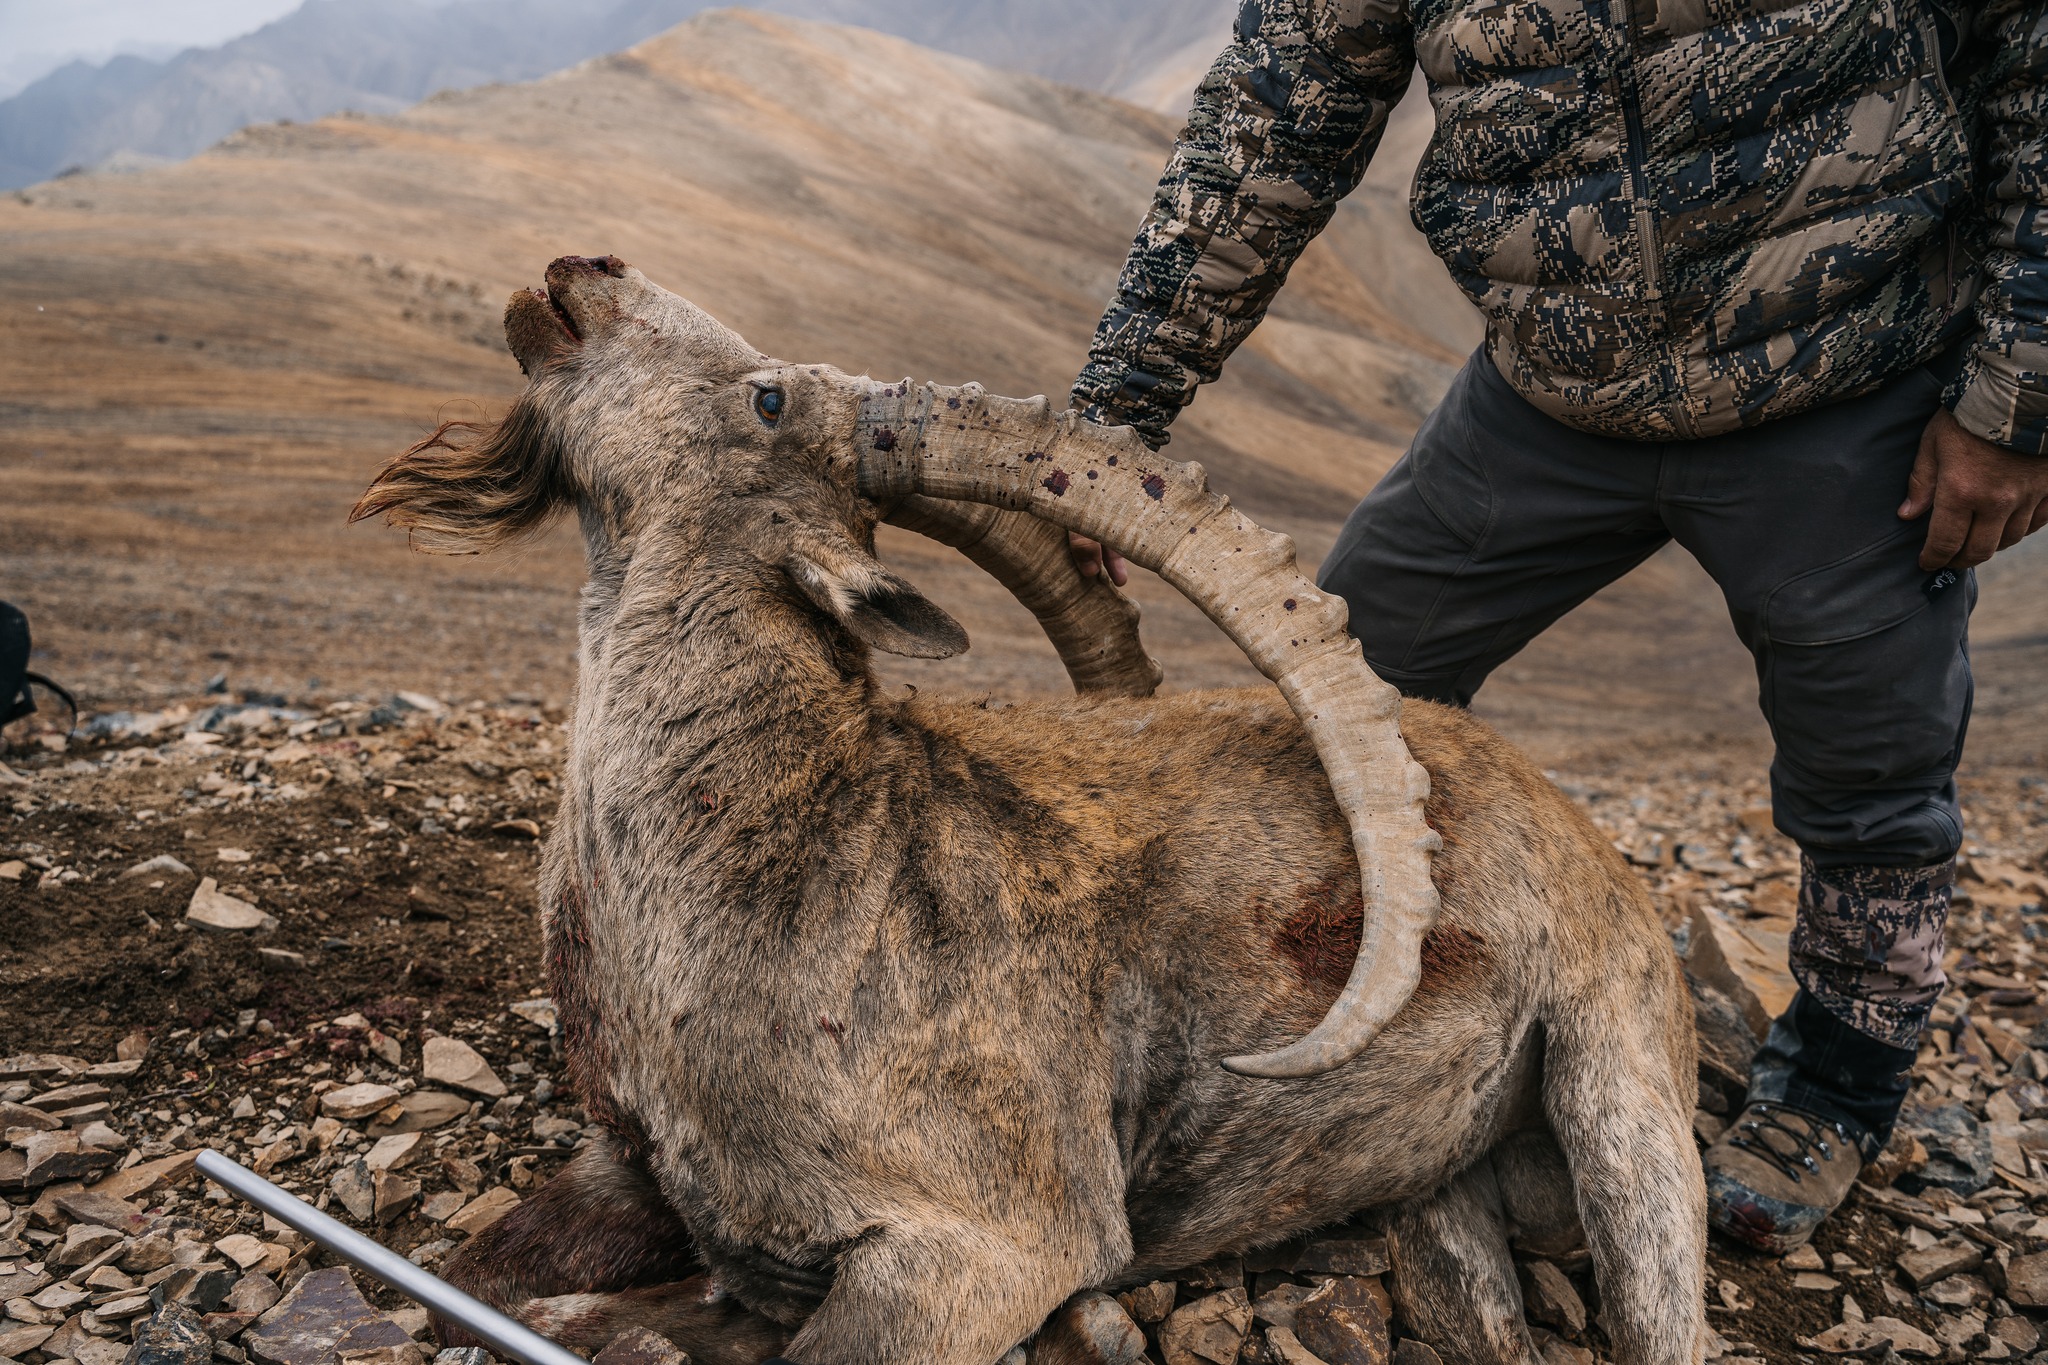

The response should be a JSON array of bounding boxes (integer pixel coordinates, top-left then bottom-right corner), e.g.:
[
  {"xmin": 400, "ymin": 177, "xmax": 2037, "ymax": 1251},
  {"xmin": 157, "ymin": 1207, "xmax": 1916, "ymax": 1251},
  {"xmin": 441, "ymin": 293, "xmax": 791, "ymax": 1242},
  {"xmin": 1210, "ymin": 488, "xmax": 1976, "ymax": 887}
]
[{"xmin": 1320, "ymin": 347, "xmax": 1974, "ymax": 871}]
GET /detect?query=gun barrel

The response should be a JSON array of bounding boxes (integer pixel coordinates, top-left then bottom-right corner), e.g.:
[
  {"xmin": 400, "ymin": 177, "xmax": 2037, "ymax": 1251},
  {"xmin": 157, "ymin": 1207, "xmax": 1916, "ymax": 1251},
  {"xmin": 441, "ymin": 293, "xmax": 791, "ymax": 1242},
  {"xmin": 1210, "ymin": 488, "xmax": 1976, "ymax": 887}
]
[{"xmin": 195, "ymin": 1151, "xmax": 586, "ymax": 1365}]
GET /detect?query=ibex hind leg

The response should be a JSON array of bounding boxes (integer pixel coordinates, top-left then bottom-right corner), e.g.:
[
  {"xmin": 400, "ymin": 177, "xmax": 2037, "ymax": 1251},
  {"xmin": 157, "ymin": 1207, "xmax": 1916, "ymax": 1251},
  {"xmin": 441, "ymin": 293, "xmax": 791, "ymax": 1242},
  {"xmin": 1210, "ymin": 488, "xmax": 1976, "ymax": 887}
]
[
  {"xmin": 1490, "ymin": 1128, "xmax": 1585, "ymax": 1261},
  {"xmin": 1544, "ymin": 982, "xmax": 1707, "ymax": 1364},
  {"xmin": 437, "ymin": 1135, "xmax": 788, "ymax": 1365},
  {"xmin": 1386, "ymin": 1157, "xmax": 1543, "ymax": 1365}
]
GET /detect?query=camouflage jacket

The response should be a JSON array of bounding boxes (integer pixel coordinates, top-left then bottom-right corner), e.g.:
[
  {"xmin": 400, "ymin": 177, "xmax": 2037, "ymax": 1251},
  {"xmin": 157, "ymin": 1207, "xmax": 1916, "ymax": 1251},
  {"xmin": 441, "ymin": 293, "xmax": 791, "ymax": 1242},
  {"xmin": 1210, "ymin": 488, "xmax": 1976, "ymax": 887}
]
[{"xmin": 1073, "ymin": 0, "xmax": 2048, "ymax": 454}]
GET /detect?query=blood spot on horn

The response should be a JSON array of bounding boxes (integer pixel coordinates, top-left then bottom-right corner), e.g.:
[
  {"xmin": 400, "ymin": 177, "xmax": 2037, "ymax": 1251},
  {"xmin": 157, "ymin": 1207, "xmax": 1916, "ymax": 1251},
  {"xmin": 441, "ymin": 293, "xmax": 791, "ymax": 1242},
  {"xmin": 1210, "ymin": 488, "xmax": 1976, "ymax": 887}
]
[
  {"xmin": 1142, "ymin": 474, "xmax": 1166, "ymax": 500},
  {"xmin": 872, "ymin": 427, "xmax": 898, "ymax": 452},
  {"xmin": 1042, "ymin": 470, "xmax": 1071, "ymax": 496}
]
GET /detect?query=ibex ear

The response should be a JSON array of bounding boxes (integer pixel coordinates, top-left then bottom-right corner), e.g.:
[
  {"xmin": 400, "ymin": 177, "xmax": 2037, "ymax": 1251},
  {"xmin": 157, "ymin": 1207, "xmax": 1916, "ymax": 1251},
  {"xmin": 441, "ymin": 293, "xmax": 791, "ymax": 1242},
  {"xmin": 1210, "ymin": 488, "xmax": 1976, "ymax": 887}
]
[
  {"xmin": 785, "ymin": 530, "xmax": 968, "ymax": 660},
  {"xmin": 350, "ymin": 396, "xmax": 569, "ymax": 553}
]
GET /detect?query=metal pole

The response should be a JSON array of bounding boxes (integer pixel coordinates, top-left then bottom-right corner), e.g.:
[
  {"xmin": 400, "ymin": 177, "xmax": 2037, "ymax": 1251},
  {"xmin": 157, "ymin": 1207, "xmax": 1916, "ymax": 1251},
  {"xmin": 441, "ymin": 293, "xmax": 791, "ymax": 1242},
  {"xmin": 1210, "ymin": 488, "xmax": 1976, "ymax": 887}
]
[{"xmin": 195, "ymin": 1151, "xmax": 588, "ymax": 1365}]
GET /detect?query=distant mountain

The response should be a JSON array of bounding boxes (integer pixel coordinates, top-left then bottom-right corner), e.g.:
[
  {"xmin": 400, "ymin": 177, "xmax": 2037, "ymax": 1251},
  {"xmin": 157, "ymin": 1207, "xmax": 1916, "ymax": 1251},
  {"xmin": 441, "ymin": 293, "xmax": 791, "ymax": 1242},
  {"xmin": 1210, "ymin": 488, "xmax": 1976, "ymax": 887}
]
[
  {"xmin": 770, "ymin": 0, "xmax": 1237, "ymax": 109},
  {"xmin": 0, "ymin": 0, "xmax": 1237, "ymax": 190},
  {"xmin": 0, "ymin": 8, "xmax": 1475, "ymax": 716}
]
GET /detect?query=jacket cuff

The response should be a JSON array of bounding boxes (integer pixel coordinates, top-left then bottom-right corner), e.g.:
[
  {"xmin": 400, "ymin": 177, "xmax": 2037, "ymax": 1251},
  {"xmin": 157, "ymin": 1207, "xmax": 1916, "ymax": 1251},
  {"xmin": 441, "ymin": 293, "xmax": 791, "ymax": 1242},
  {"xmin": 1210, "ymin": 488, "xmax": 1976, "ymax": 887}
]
[
  {"xmin": 1946, "ymin": 347, "xmax": 2048, "ymax": 456},
  {"xmin": 1070, "ymin": 363, "xmax": 1175, "ymax": 450}
]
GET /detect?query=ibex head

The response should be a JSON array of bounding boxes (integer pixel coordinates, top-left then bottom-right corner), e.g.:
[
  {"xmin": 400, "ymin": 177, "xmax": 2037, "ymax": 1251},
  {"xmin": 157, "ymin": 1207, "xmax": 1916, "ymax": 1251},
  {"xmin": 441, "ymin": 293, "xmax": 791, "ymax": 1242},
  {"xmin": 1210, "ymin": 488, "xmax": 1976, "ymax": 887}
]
[
  {"xmin": 355, "ymin": 255, "xmax": 1443, "ymax": 1080},
  {"xmin": 354, "ymin": 255, "xmax": 970, "ymax": 659}
]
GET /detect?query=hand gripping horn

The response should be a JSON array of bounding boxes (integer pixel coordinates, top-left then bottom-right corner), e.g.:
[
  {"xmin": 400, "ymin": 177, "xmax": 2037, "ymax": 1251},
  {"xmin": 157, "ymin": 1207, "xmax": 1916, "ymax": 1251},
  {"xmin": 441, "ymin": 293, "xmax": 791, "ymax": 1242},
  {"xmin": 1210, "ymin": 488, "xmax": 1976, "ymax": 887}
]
[{"xmin": 855, "ymin": 382, "xmax": 1441, "ymax": 1079}]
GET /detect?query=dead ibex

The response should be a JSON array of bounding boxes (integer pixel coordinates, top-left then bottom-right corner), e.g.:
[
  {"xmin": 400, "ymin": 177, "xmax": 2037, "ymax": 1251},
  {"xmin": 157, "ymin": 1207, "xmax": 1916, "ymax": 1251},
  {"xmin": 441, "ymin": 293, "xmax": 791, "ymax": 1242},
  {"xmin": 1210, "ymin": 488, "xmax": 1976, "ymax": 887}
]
[{"xmin": 354, "ymin": 256, "xmax": 1706, "ymax": 1365}]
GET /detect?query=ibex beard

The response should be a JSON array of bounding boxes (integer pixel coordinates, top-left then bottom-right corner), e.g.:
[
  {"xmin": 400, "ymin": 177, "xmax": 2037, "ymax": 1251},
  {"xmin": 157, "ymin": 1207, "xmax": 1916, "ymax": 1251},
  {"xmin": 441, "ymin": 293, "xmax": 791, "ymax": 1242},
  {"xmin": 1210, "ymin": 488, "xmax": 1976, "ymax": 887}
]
[{"xmin": 353, "ymin": 255, "xmax": 1707, "ymax": 1365}]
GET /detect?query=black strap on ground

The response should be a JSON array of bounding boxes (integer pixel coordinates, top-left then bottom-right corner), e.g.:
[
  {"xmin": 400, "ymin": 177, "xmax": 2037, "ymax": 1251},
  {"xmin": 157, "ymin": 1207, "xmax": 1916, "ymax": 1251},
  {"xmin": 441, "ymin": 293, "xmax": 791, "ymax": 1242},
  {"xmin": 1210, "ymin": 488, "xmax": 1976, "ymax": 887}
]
[
  {"xmin": 22, "ymin": 670, "xmax": 78, "ymax": 733},
  {"xmin": 1, "ymin": 601, "xmax": 77, "ymax": 734}
]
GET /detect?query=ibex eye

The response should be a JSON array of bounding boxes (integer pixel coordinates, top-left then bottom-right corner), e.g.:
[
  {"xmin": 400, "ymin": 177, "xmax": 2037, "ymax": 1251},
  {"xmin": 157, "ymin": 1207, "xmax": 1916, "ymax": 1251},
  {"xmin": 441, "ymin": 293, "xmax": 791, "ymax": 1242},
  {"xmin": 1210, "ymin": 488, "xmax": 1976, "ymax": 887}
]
[{"xmin": 754, "ymin": 387, "xmax": 784, "ymax": 425}]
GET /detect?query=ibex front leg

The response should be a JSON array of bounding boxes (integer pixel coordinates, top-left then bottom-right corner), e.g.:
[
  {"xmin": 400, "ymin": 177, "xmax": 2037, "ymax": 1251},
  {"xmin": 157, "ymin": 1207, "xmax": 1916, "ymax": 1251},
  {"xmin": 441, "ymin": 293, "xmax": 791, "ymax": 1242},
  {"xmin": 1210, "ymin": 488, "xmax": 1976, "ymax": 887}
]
[
  {"xmin": 440, "ymin": 1137, "xmax": 787, "ymax": 1365},
  {"xmin": 781, "ymin": 1217, "xmax": 1117, "ymax": 1365}
]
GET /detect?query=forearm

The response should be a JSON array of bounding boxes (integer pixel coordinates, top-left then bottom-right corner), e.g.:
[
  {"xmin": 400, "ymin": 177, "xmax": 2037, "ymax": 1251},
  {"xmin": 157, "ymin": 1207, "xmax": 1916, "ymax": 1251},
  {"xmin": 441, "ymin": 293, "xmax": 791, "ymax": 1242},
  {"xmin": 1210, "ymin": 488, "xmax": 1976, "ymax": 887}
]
[
  {"xmin": 1073, "ymin": 1, "xmax": 1414, "ymax": 447},
  {"xmin": 1949, "ymin": 0, "xmax": 2048, "ymax": 454}
]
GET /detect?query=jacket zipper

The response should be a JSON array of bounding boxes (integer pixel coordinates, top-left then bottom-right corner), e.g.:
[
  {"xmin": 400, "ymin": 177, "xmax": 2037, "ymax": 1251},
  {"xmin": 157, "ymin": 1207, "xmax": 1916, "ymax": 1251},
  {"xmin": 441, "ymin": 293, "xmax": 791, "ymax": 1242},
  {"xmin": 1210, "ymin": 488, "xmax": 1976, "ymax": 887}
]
[
  {"xmin": 1919, "ymin": 10, "xmax": 1969, "ymax": 321},
  {"xmin": 1609, "ymin": 0, "xmax": 1667, "ymax": 328},
  {"xmin": 1920, "ymin": 12, "xmax": 1971, "ymax": 165}
]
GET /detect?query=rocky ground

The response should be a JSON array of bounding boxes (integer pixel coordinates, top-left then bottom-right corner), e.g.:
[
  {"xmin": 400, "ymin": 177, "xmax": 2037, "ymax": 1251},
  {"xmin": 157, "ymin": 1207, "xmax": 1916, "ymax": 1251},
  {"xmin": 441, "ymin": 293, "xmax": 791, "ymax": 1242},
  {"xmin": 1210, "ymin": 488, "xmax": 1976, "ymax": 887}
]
[{"xmin": 2, "ymin": 690, "xmax": 2046, "ymax": 1365}]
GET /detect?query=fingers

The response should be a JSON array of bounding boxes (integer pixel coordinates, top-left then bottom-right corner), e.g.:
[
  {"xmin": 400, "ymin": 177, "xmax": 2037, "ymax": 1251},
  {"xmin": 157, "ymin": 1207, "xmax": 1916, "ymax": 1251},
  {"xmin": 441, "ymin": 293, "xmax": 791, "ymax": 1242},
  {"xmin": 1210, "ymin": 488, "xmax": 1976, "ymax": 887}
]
[
  {"xmin": 2033, "ymin": 500, "xmax": 2048, "ymax": 537},
  {"xmin": 1069, "ymin": 532, "xmax": 1103, "ymax": 579},
  {"xmin": 1920, "ymin": 499, "xmax": 1973, "ymax": 570},
  {"xmin": 2001, "ymin": 503, "xmax": 2038, "ymax": 552},
  {"xmin": 1899, "ymin": 419, "xmax": 1940, "ymax": 520},
  {"xmin": 1069, "ymin": 534, "xmax": 1130, "ymax": 587},
  {"xmin": 1958, "ymin": 511, "xmax": 2005, "ymax": 569}
]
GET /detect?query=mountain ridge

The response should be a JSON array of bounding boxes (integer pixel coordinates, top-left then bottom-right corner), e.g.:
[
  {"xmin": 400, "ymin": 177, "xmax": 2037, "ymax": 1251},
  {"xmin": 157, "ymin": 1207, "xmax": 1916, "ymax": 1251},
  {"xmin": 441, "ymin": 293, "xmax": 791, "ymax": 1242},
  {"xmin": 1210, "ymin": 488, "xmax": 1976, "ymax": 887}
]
[
  {"xmin": 0, "ymin": 0, "xmax": 1237, "ymax": 190},
  {"xmin": 1, "ymin": 10, "xmax": 1502, "ymax": 737}
]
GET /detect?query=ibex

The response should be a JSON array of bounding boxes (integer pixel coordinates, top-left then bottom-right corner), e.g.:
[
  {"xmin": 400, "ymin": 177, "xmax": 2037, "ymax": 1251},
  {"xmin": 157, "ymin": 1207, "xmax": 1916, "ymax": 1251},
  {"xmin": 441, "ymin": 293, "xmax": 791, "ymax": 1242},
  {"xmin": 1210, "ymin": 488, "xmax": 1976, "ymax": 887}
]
[{"xmin": 354, "ymin": 255, "xmax": 1706, "ymax": 1365}]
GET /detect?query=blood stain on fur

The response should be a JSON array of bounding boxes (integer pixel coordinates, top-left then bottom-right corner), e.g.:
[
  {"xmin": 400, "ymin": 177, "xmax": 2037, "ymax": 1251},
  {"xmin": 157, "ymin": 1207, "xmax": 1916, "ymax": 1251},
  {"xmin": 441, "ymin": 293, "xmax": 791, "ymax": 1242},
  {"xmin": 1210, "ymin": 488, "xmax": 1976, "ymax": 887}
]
[
  {"xmin": 1274, "ymin": 875, "xmax": 1362, "ymax": 990},
  {"xmin": 1274, "ymin": 874, "xmax": 1487, "ymax": 992}
]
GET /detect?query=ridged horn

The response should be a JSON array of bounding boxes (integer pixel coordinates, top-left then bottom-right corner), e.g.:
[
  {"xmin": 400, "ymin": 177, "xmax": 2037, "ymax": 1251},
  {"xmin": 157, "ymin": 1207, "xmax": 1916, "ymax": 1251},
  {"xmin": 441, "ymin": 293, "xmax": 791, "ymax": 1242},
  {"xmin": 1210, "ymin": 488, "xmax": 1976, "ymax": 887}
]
[
  {"xmin": 855, "ymin": 380, "xmax": 1441, "ymax": 1079},
  {"xmin": 882, "ymin": 496, "xmax": 1161, "ymax": 698}
]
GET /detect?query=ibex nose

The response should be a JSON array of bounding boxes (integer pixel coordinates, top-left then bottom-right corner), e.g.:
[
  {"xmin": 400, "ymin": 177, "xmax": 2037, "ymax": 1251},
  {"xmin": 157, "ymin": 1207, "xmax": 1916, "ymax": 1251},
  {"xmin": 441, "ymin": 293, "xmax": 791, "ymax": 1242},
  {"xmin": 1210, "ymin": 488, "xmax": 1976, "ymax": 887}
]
[{"xmin": 549, "ymin": 255, "xmax": 627, "ymax": 278}]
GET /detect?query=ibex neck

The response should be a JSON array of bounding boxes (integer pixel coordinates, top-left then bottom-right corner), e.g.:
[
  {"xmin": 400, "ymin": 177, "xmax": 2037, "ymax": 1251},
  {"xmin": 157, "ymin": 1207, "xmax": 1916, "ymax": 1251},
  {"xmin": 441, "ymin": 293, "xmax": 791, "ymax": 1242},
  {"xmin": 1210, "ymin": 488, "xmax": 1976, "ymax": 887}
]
[{"xmin": 564, "ymin": 545, "xmax": 876, "ymax": 883}]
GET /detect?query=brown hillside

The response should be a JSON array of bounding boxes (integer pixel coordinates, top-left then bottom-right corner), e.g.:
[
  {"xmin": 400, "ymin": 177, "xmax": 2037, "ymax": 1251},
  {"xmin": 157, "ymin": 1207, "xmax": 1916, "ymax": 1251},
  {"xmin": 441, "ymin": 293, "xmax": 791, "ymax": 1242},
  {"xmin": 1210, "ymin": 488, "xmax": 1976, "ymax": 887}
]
[{"xmin": 0, "ymin": 8, "xmax": 2039, "ymax": 769}]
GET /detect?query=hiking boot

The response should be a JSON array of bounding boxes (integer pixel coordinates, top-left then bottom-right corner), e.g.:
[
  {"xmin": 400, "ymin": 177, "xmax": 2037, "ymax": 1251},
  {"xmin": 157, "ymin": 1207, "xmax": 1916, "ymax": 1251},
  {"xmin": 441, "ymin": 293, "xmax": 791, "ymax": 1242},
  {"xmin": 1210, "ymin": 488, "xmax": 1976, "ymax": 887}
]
[{"xmin": 1704, "ymin": 1100, "xmax": 1861, "ymax": 1253}]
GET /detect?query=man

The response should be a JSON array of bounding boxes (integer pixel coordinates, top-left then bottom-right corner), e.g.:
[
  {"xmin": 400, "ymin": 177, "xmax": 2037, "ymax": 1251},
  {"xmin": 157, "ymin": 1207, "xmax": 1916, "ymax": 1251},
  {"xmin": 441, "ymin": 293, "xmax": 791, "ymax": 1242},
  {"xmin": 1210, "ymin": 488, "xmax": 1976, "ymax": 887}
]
[{"xmin": 1068, "ymin": 0, "xmax": 2048, "ymax": 1252}]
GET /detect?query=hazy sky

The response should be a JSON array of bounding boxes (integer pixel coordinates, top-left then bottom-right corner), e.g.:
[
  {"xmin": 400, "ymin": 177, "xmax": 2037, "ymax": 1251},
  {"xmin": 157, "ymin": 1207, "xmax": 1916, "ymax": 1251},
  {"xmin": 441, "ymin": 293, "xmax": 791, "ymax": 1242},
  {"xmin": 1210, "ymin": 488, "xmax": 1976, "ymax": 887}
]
[{"xmin": 0, "ymin": 0, "xmax": 308, "ymax": 97}]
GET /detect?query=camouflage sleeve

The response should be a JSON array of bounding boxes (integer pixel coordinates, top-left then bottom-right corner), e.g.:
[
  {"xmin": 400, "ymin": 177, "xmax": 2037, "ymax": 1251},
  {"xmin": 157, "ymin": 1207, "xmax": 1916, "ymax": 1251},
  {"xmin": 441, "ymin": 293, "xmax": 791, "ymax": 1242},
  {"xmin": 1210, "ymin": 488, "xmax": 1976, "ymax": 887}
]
[
  {"xmin": 1950, "ymin": 0, "xmax": 2048, "ymax": 454},
  {"xmin": 1070, "ymin": 1, "xmax": 1415, "ymax": 448}
]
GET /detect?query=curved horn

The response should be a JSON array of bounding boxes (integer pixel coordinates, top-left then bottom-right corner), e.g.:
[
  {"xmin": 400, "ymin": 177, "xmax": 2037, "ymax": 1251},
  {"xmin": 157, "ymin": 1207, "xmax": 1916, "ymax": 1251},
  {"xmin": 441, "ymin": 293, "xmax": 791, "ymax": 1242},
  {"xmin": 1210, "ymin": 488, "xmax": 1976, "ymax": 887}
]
[
  {"xmin": 882, "ymin": 496, "xmax": 1161, "ymax": 698},
  {"xmin": 855, "ymin": 381, "xmax": 1440, "ymax": 1079}
]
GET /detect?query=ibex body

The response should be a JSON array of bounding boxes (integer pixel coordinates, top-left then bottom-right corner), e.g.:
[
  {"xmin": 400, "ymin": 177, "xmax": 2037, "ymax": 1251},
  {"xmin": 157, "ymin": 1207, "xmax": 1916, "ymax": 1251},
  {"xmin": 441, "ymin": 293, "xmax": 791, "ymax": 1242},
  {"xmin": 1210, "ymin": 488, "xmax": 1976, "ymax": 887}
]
[{"xmin": 357, "ymin": 257, "xmax": 1705, "ymax": 1365}]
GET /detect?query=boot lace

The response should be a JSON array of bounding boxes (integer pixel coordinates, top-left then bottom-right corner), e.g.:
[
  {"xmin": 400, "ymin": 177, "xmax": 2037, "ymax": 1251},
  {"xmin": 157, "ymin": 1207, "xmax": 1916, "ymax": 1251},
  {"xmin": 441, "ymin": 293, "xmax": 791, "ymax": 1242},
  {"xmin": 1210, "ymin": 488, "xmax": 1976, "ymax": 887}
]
[{"xmin": 1728, "ymin": 1102, "xmax": 1849, "ymax": 1186}]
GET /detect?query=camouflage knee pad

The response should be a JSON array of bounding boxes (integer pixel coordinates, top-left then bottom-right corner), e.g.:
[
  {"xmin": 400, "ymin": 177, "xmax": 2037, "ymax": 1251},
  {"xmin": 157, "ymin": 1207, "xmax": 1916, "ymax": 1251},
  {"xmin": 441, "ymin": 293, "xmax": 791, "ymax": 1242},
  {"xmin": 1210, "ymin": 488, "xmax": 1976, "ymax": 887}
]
[{"xmin": 1789, "ymin": 858, "xmax": 1953, "ymax": 1050}]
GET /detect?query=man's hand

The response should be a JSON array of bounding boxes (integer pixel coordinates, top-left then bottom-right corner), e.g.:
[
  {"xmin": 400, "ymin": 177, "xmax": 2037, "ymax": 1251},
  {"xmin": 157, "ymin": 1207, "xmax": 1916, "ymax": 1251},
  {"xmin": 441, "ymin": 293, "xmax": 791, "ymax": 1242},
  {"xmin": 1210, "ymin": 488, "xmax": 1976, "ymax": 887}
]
[
  {"xmin": 1068, "ymin": 534, "xmax": 1129, "ymax": 588},
  {"xmin": 1900, "ymin": 408, "xmax": 2048, "ymax": 570}
]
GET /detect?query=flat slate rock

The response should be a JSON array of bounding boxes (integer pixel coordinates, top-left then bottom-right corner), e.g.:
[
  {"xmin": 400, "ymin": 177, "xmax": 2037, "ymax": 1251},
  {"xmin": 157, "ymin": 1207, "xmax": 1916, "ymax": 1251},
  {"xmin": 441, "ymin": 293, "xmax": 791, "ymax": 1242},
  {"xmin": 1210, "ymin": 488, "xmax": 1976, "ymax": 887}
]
[
  {"xmin": 2005, "ymin": 1249, "xmax": 2048, "ymax": 1308},
  {"xmin": 367, "ymin": 1091, "xmax": 470, "ymax": 1137},
  {"xmin": 1293, "ymin": 1237, "xmax": 1391, "ymax": 1278},
  {"xmin": 121, "ymin": 854, "xmax": 195, "ymax": 881},
  {"xmin": 420, "ymin": 1037, "xmax": 505, "ymax": 1099},
  {"xmin": 1028, "ymin": 1291, "xmax": 1146, "ymax": 1365},
  {"xmin": 124, "ymin": 1303, "xmax": 214, "ymax": 1365},
  {"xmin": 21, "ymin": 1130, "xmax": 120, "ymax": 1186},
  {"xmin": 244, "ymin": 1266, "xmax": 413, "ymax": 1365},
  {"xmin": 319, "ymin": 1083, "xmax": 400, "ymax": 1121},
  {"xmin": 1894, "ymin": 1103, "xmax": 1992, "ymax": 1197},
  {"xmin": 591, "ymin": 1327, "xmax": 690, "ymax": 1365},
  {"xmin": 186, "ymin": 878, "xmax": 278, "ymax": 933},
  {"xmin": 152, "ymin": 1263, "xmax": 240, "ymax": 1315},
  {"xmin": 54, "ymin": 1187, "xmax": 151, "ymax": 1234},
  {"xmin": 1159, "ymin": 1288, "xmax": 1251, "ymax": 1365}
]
